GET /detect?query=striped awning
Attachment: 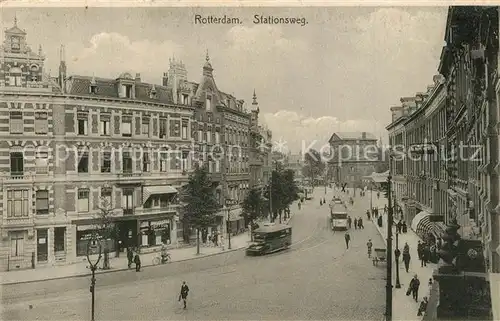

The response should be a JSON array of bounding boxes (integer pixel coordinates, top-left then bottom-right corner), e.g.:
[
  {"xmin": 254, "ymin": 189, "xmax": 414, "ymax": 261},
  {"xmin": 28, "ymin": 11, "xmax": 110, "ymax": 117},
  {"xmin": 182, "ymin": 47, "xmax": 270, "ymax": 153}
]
[
  {"xmin": 411, "ymin": 211, "xmax": 445, "ymax": 239},
  {"xmin": 142, "ymin": 185, "xmax": 178, "ymax": 204}
]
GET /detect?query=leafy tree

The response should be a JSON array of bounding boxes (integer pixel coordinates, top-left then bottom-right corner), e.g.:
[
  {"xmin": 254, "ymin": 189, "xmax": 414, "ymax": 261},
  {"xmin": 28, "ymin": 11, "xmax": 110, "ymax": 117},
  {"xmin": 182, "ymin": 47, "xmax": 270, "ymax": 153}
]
[
  {"xmin": 267, "ymin": 167, "xmax": 299, "ymax": 223},
  {"xmin": 302, "ymin": 148, "xmax": 325, "ymax": 185},
  {"xmin": 241, "ymin": 187, "xmax": 267, "ymax": 239},
  {"xmin": 95, "ymin": 196, "xmax": 117, "ymax": 270},
  {"xmin": 181, "ymin": 165, "xmax": 220, "ymax": 254}
]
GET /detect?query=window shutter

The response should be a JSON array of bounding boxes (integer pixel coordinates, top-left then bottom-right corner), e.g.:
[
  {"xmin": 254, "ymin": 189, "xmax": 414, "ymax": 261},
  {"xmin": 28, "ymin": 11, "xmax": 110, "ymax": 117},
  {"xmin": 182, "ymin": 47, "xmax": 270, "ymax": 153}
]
[{"xmin": 64, "ymin": 113, "xmax": 75, "ymax": 133}]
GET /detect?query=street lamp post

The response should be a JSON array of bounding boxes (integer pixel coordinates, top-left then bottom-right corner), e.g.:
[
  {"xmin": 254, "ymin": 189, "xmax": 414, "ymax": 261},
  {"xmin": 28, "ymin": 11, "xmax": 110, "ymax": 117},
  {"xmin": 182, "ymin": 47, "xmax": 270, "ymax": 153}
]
[
  {"xmin": 86, "ymin": 233, "xmax": 102, "ymax": 321},
  {"xmin": 386, "ymin": 173, "xmax": 393, "ymax": 321},
  {"xmin": 394, "ymin": 194, "xmax": 401, "ymax": 289},
  {"xmin": 370, "ymin": 182, "xmax": 373, "ymax": 215}
]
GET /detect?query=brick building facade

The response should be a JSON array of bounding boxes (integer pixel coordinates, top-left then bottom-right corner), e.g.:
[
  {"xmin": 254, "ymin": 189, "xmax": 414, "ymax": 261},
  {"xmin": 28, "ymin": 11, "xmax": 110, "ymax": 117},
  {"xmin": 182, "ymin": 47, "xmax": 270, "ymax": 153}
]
[{"xmin": 0, "ymin": 19, "xmax": 259, "ymax": 270}]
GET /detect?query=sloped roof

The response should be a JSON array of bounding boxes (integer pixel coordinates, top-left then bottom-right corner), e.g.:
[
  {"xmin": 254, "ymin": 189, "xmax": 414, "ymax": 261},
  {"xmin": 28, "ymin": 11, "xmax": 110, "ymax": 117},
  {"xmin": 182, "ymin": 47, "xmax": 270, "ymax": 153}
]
[
  {"xmin": 332, "ymin": 132, "xmax": 377, "ymax": 141},
  {"xmin": 66, "ymin": 75, "xmax": 174, "ymax": 104},
  {"xmin": 5, "ymin": 25, "xmax": 26, "ymax": 35}
]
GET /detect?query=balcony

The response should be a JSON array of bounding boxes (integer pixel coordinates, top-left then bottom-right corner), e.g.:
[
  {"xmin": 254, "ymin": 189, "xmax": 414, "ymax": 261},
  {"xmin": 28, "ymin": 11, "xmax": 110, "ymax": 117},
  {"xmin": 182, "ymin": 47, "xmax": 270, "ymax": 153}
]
[
  {"xmin": 1, "ymin": 172, "xmax": 36, "ymax": 184},
  {"xmin": 9, "ymin": 172, "xmax": 27, "ymax": 180},
  {"xmin": 3, "ymin": 217, "xmax": 34, "ymax": 228},
  {"xmin": 139, "ymin": 205, "xmax": 180, "ymax": 216}
]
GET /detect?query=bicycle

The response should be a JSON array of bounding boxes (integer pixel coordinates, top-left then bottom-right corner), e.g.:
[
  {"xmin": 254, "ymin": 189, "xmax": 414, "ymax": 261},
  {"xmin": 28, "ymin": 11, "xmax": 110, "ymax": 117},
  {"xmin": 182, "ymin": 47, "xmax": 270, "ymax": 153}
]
[{"xmin": 152, "ymin": 253, "xmax": 171, "ymax": 265}]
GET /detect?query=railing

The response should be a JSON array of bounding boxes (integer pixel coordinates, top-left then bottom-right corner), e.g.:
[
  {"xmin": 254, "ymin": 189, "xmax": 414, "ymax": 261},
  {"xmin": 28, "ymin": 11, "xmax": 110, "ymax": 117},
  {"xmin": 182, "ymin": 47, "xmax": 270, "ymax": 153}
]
[
  {"xmin": 140, "ymin": 205, "xmax": 179, "ymax": 215},
  {"xmin": 9, "ymin": 172, "xmax": 26, "ymax": 180}
]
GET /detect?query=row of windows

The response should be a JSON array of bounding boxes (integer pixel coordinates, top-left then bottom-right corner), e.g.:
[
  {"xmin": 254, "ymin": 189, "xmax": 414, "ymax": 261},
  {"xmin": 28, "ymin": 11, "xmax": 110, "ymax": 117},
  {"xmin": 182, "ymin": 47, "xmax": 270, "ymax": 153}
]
[
  {"xmin": 6, "ymin": 189, "xmax": 49, "ymax": 217},
  {"xmin": 76, "ymin": 115, "xmax": 190, "ymax": 140},
  {"xmin": 8, "ymin": 149, "xmax": 251, "ymax": 177},
  {"xmin": 9, "ymin": 111, "xmax": 48, "ymax": 134}
]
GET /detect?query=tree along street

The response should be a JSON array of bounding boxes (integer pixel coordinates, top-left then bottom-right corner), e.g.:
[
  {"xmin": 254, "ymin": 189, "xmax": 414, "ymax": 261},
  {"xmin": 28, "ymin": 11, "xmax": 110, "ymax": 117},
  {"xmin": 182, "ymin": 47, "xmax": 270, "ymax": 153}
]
[{"xmin": 3, "ymin": 188, "xmax": 387, "ymax": 321}]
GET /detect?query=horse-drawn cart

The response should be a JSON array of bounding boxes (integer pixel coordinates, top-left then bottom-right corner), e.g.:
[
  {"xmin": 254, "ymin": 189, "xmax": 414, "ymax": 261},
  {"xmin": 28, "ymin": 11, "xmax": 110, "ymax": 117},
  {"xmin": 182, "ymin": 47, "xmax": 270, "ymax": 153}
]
[{"xmin": 372, "ymin": 248, "xmax": 386, "ymax": 266}]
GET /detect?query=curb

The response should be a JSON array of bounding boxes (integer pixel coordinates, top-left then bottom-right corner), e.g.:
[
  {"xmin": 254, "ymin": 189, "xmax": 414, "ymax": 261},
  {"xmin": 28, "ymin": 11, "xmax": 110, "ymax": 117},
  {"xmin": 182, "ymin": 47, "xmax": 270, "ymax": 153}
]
[
  {"xmin": 2, "ymin": 211, "xmax": 298, "ymax": 286},
  {"xmin": 373, "ymin": 219, "xmax": 388, "ymax": 247},
  {"xmin": 1, "ymin": 244, "xmax": 248, "ymax": 286}
]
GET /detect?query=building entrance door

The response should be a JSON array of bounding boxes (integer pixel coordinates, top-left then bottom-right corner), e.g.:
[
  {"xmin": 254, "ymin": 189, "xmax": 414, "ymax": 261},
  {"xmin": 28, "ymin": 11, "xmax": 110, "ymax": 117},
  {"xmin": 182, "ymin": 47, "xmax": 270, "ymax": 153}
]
[
  {"xmin": 37, "ymin": 229, "xmax": 48, "ymax": 262},
  {"xmin": 118, "ymin": 220, "xmax": 138, "ymax": 248}
]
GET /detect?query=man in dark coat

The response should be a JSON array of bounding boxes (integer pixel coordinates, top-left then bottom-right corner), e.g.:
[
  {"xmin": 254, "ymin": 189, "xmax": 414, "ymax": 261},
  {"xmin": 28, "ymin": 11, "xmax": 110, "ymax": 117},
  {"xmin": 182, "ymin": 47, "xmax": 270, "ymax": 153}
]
[
  {"xmin": 358, "ymin": 217, "xmax": 364, "ymax": 229},
  {"xmin": 402, "ymin": 250, "xmax": 411, "ymax": 272},
  {"xmin": 409, "ymin": 275, "xmax": 421, "ymax": 302},
  {"xmin": 127, "ymin": 248, "xmax": 134, "ymax": 269},
  {"xmin": 344, "ymin": 232, "xmax": 351, "ymax": 249},
  {"xmin": 353, "ymin": 218, "xmax": 358, "ymax": 230},
  {"xmin": 179, "ymin": 281, "xmax": 190, "ymax": 309},
  {"xmin": 397, "ymin": 221, "xmax": 403, "ymax": 234},
  {"xmin": 134, "ymin": 253, "xmax": 141, "ymax": 272}
]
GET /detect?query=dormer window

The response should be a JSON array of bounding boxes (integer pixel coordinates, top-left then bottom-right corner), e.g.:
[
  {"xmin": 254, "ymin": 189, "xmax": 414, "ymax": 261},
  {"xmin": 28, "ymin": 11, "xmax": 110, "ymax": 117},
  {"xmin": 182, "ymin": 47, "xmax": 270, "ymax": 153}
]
[
  {"xmin": 89, "ymin": 82, "xmax": 98, "ymax": 94},
  {"xmin": 8, "ymin": 67, "xmax": 22, "ymax": 87},
  {"xmin": 149, "ymin": 86, "xmax": 157, "ymax": 99},
  {"xmin": 206, "ymin": 96, "xmax": 212, "ymax": 111},
  {"xmin": 182, "ymin": 94, "xmax": 189, "ymax": 105},
  {"xmin": 11, "ymin": 36, "xmax": 20, "ymax": 52},
  {"xmin": 123, "ymin": 85, "xmax": 133, "ymax": 98}
]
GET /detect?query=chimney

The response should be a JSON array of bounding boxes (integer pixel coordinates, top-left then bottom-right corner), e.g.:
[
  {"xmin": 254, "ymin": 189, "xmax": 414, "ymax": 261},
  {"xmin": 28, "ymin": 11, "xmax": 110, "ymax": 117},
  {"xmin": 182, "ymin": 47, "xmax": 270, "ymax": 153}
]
[
  {"xmin": 362, "ymin": 132, "xmax": 367, "ymax": 139},
  {"xmin": 135, "ymin": 73, "xmax": 141, "ymax": 82}
]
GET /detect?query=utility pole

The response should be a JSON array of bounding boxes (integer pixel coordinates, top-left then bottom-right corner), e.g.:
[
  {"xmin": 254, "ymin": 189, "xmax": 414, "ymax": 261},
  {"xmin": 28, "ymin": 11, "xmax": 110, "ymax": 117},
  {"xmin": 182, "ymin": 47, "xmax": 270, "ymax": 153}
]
[{"xmin": 386, "ymin": 173, "xmax": 393, "ymax": 321}]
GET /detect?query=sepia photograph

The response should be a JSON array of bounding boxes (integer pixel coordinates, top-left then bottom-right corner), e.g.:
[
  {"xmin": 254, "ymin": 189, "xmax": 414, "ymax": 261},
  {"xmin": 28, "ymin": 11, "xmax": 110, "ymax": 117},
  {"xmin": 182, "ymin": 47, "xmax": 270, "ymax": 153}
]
[{"xmin": 0, "ymin": 4, "xmax": 499, "ymax": 321}]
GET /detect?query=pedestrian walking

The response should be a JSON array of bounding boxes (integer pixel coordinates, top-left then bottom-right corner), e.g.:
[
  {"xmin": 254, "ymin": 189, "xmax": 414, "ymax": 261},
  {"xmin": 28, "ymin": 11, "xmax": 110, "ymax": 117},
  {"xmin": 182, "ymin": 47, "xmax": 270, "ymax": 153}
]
[
  {"xmin": 397, "ymin": 221, "xmax": 403, "ymax": 234},
  {"xmin": 421, "ymin": 244, "xmax": 430, "ymax": 267},
  {"xmin": 417, "ymin": 241, "xmax": 423, "ymax": 261},
  {"xmin": 178, "ymin": 281, "xmax": 190, "ymax": 309},
  {"xmin": 417, "ymin": 297, "xmax": 429, "ymax": 316},
  {"xmin": 127, "ymin": 247, "xmax": 133, "ymax": 269},
  {"xmin": 344, "ymin": 231, "xmax": 351, "ymax": 249},
  {"xmin": 366, "ymin": 210, "xmax": 371, "ymax": 221},
  {"xmin": 134, "ymin": 252, "xmax": 141, "ymax": 272},
  {"xmin": 384, "ymin": 205, "xmax": 388, "ymax": 214},
  {"xmin": 403, "ymin": 251, "xmax": 411, "ymax": 272},
  {"xmin": 347, "ymin": 216, "xmax": 352, "ymax": 229},
  {"xmin": 408, "ymin": 275, "xmax": 421, "ymax": 302},
  {"xmin": 358, "ymin": 217, "xmax": 364, "ymax": 229},
  {"xmin": 366, "ymin": 239, "xmax": 373, "ymax": 258},
  {"xmin": 353, "ymin": 218, "xmax": 358, "ymax": 230}
]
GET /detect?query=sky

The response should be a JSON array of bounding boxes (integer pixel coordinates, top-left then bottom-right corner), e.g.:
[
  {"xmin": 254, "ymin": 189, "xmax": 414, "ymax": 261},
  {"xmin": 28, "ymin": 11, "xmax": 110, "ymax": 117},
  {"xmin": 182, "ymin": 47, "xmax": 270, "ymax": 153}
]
[{"xmin": 1, "ymin": 7, "xmax": 447, "ymax": 152}]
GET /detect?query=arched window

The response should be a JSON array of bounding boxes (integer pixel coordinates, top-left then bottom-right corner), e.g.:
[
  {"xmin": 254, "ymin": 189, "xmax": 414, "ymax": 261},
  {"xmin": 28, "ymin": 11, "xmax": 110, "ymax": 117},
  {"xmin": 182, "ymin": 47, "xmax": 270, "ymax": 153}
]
[
  {"xmin": 30, "ymin": 65, "xmax": 39, "ymax": 82},
  {"xmin": 8, "ymin": 67, "xmax": 22, "ymax": 87}
]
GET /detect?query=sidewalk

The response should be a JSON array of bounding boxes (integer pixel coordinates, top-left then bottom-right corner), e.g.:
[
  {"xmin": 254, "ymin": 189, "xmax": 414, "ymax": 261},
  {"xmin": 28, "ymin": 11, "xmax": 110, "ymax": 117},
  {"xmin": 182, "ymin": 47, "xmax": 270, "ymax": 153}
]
[
  {"xmin": 0, "ymin": 210, "xmax": 296, "ymax": 285},
  {"xmin": 373, "ymin": 211, "xmax": 436, "ymax": 321}
]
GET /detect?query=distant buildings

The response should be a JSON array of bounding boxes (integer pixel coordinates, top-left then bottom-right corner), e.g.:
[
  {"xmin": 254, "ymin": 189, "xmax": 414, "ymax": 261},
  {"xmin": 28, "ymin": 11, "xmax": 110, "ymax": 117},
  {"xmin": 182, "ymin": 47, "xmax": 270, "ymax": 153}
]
[
  {"xmin": 327, "ymin": 132, "xmax": 385, "ymax": 189},
  {"xmin": 0, "ymin": 18, "xmax": 270, "ymax": 270}
]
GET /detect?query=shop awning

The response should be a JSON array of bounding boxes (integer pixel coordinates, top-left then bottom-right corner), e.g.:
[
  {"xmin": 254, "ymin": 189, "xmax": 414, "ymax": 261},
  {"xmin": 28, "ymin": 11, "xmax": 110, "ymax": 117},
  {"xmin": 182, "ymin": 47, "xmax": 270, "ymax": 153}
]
[
  {"xmin": 143, "ymin": 185, "xmax": 178, "ymax": 203},
  {"xmin": 228, "ymin": 207, "xmax": 243, "ymax": 222},
  {"xmin": 411, "ymin": 211, "xmax": 445, "ymax": 239}
]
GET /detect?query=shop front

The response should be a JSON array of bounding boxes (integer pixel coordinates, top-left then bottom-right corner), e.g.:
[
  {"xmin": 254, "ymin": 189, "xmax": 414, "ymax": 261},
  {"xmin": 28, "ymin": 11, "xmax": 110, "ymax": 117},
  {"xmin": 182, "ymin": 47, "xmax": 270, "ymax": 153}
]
[
  {"xmin": 75, "ymin": 224, "xmax": 116, "ymax": 257},
  {"xmin": 138, "ymin": 216, "xmax": 176, "ymax": 248},
  {"xmin": 227, "ymin": 207, "xmax": 246, "ymax": 236}
]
